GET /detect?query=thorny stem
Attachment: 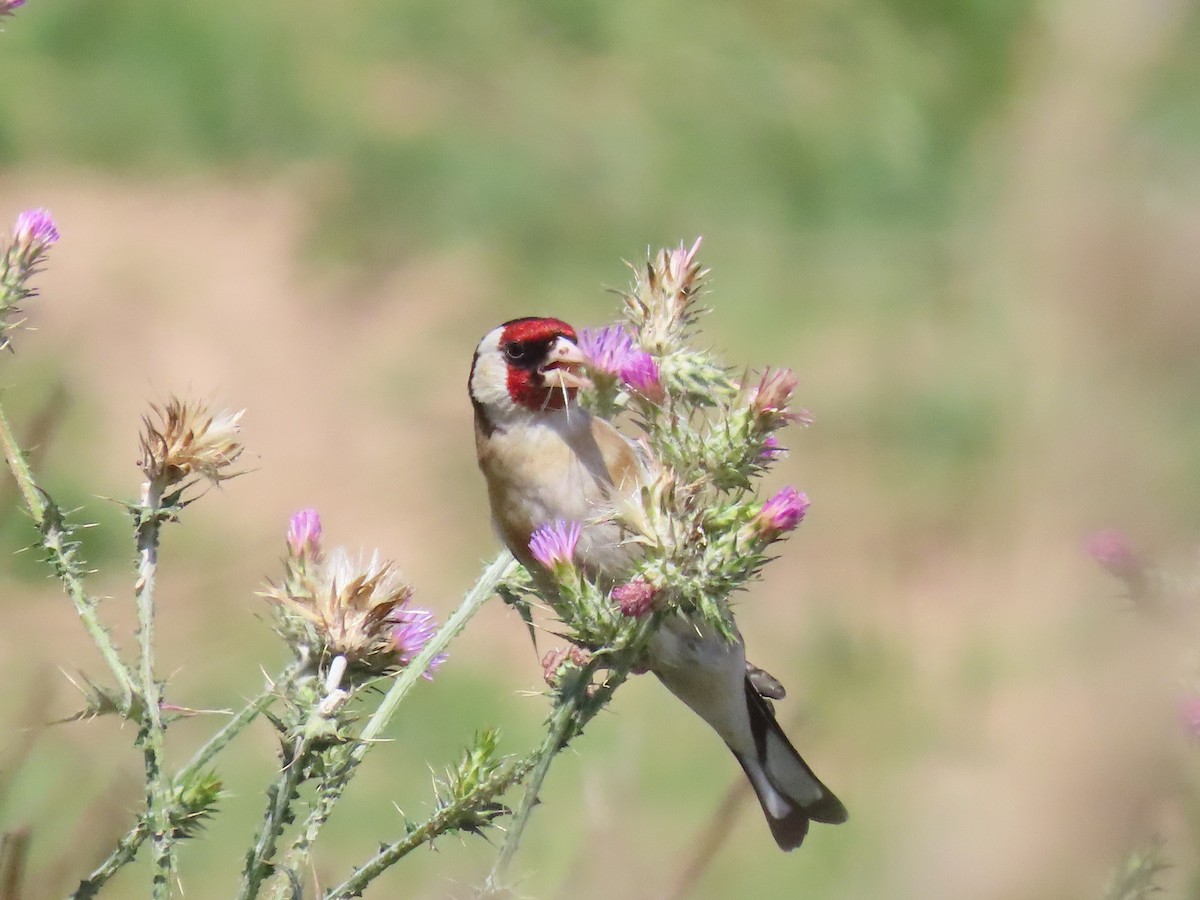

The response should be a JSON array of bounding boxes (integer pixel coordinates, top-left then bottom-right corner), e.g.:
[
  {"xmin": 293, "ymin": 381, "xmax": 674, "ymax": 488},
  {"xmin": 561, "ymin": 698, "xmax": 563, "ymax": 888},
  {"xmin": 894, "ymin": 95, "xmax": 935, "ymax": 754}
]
[
  {"xmin": 238, "ymin": 735, "xmax": 315, "ymax": 900},
  {"xmin": 324, "ymin": 753, "xmax": 539, "ymax": 899},
  {"xmin": 486, "ymin": 642, "xmax": 640, "ymax": 891},
  {"xmin": 485, "ymin": 690, "xmax": 582, "ymax": 890},
  {"xmin": 135, "ymin": 479, "xmax": 174, "ymax": 899},
  {"xmin": 0, "ymin": 400, "xmax": 137, "ymax": 710},
  {"xmin": 70, "ymin": 820, "xmax": 150, "ymax": 900},
  {"xmin": 70, "ymin": 668, "xmax": 297, "ymax": 899},
  {"xmin": 265, "ymin": 552, "xmax": 517, "ymax": 899}
]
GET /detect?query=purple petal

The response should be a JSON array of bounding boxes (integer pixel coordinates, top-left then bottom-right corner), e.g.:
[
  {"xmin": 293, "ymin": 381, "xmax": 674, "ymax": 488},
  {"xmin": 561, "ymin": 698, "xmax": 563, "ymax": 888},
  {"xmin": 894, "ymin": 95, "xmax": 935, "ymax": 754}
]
[
  {"xmin": 13, "ymin": 208, "xmax": 58, "ymax": 248},
  {"xmin": 528, "ymin": 520, "xmax": 582, "ymax": 569}
]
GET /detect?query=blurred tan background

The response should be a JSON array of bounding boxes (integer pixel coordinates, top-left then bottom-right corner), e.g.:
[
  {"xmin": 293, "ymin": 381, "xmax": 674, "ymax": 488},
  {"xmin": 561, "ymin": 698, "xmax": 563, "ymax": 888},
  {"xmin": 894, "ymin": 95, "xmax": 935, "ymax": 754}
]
[{"xmin": 2, "ymin": 0, "xmax": 1200, "ymax": 897}]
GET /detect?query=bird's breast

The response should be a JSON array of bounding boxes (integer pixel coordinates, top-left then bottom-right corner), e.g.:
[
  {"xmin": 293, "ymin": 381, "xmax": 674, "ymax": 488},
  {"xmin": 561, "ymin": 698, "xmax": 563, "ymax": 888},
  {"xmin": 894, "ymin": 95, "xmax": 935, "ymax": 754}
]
[{"xmin": 477, "ymin": 411, "xmax": 644, "ymax": 576}]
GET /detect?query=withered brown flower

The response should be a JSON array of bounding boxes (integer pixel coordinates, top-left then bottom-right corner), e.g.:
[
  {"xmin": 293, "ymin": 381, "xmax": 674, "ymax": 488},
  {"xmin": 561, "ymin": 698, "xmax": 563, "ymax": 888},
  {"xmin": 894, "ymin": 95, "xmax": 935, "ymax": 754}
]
[{"xmin": 138, "ymin": 397, "xmax": 245, "ymax": 489}]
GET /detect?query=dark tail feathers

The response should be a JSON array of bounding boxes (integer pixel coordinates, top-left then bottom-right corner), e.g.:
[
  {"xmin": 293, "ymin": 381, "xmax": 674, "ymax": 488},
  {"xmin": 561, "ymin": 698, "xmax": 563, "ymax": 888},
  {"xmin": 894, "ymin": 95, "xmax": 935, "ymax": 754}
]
[{"xmin": 734, "ymin": 677, "xmax": 847, "ymax": 851}]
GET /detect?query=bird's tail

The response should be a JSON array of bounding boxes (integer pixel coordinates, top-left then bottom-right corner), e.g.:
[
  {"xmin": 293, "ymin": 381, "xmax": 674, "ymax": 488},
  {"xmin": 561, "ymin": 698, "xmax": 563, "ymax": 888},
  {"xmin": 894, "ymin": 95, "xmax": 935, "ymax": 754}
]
[{"xmin": 732, "ymin": 678, "xmax": 847, "ymax": 851}]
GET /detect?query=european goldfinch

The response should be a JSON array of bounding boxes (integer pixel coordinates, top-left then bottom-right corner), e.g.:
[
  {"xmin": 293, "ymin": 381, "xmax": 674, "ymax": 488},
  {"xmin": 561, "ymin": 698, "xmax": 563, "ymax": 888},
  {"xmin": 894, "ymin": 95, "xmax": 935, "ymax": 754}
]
[{"xmin": 470, "ymin": 316, "xmax": 846, "ymax": 849}]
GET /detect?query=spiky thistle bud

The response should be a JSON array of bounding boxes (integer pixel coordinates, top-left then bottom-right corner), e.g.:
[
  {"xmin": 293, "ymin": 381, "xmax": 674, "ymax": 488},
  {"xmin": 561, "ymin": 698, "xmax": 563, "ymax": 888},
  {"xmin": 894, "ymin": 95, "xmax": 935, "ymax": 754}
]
[
  {"xmin": 541, "ymin": 644, "xmax": 591, "ymax": 688},
  {"xmin": 1, "ymin": 208, "xmax": 59, "ymax": 351},
  {"xmin": 623, "ymin": 236, "xmax": 708, "ymax": 353},
  {"xmin": 745, "ymin": 486, "xmax": 809, "ymax": 541},
  {"xmin": 749, "ymin": 368, "xmax": 800, "ymax": 429},
  {"xmin": 287, "ymin": 508, "xmax": 323, "ymax": 561},
  {"xmin": 612, "ymin": 580, "xmax": 658, "ymax": 618}
]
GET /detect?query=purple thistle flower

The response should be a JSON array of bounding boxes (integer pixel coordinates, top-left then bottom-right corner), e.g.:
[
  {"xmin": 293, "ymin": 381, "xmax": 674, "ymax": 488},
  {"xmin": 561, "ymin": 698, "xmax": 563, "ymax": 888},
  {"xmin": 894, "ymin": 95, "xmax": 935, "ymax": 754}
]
[
  {"xmin": 612, "ymin": 580, "xmax": 657, "ymax": 618},
  {"xmin": 529, "ymin": 520, "xmax": 582, "ymax": 571},
  {"xmin": 621, "ymin": 351, "xmax": 664, "ymax": 402},
  {"xmin": 286, "ymin": 508, "xmax": 322, "ymax": 559},
  {"xmin": 578, "ymin": 325, "xmax": 638, "ymax": 377},
  {"xmin": 390, "ymin": 605, "xmax": 447, "ymax": 680},
  {"xmin": 760, "ymin": 434, "xmax": 784, "ymax": 460},
  {"xmin": 666, "ymin": 236, "xmax": 703, "ymax": 283},
  {"xmin": 578, "ymin": 324, "xmax": 664, "ymax": 400},
  {"xmin": 0, "ymin": 0, "xmax": 26, "ymax": 17},
  {"xmin": 12, "ymin": 208, "xmax": 58, "ymax": 253},
  {"xmin": 754, "ymin": 486, "xmax": 810, "ymax": 539},
  {"xmin": 1086, "ymin": 529, "xmax": 1138, "ymax": 575},
  {"xmin": 1180, "ymin": 694, "xmax": 1200, "ymax": 741},
  {"xmin": 751, "ymin": 368, "xmax": 799, "ymax": 417}
]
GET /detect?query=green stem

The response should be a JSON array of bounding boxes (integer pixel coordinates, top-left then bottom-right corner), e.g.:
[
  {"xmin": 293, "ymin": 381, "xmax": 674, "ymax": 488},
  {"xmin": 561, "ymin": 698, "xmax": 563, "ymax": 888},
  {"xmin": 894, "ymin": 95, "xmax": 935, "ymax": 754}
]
[
  {"xmin": 135, "ymin": 480, "xmax": 174, "ymax": 899},
  {"xmin": 324, "ymin": 753, "xmax": 539, "ymax": 899},
  {"xmin": 485, "ymin": 691, "xmax": 581, "ymax": 890},
  {"xmin": 0, "ymin": 401, "xmax": 137, "ymax": 710},
  {"xmin": 238, "ymin": 735, "xmax": 314, "ymax": 900},
  {"xmin": 266, "ymin": 552, "xmax": 517, "ymax": 898},
  {"xmin": 485, "ymin": 648, "xmax": 638, "ymax": 891},
  {"xmin": 359, "ymin": 552, "xmax": 517, "ymax": 748},
  {"xmin": 70, "ymin": 667, "xmax": 294, "ymax": 898},
  {"xmin": 69, "ymin": 819, "xmax": 150, "ymax": 900}
]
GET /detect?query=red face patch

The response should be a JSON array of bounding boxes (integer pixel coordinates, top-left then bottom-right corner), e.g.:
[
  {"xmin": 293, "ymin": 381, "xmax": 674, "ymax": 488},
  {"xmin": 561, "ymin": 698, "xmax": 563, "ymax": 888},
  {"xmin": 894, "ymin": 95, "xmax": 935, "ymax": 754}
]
[{"xmin": 499, "ymin": 317, "xmax": 580, "ymax": 411}]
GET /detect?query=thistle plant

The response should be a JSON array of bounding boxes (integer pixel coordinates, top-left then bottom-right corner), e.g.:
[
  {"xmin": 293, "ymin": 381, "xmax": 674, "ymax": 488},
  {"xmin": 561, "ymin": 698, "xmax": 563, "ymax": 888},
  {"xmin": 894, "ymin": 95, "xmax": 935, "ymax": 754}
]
[
  {"xmin": 0, "ymin": 207, "xmax": 521, "ymax": 898},
  {"xmin": 1, "ymin": 208, "xmax": 58, "ymax": 351},
  {"xmin": 483, "ymin": 237, "xmax": 821, "ymax": 886},
  {"xmin": 1089, "ymin": 529, "xmax": 1200, "ymax": 896},
  {"xmin": 1, "ymin": 210, "xmax": 821, "ymax": 897}
]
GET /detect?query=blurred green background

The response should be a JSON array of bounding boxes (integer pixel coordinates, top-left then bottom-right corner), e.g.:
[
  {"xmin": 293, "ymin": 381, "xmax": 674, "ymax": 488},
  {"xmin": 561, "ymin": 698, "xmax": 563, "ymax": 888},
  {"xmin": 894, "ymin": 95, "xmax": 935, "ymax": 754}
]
[{"xmin": 2, "ymin": 0, "xmax": 1200, "ymax": 896}]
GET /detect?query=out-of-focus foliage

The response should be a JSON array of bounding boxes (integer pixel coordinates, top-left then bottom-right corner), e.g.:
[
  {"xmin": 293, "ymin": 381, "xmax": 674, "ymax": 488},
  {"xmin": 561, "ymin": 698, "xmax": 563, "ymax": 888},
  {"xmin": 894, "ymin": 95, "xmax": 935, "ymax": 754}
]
[{"xmin": 0, "ymin": 0, "xmax": 1040, "ymax": 264}]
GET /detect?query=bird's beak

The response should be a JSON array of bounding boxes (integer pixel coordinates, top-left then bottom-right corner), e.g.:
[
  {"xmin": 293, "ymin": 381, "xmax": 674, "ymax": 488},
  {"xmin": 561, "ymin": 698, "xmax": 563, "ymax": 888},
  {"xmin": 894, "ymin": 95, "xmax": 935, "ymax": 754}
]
[{"xmin": 541, "ymin": 337, "xmax": 594, "ymax": 391}]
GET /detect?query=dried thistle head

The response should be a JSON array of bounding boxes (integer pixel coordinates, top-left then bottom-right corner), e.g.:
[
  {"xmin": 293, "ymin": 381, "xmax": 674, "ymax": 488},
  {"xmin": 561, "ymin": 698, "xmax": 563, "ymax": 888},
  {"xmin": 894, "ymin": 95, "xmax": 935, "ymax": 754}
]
[
  {"xmin": 265, "ymin": 545, "xmax": 444, "ymax": 678},
  {"xmin": 138, "ymin": 397, "xmax": 245, "ymax": 490}
]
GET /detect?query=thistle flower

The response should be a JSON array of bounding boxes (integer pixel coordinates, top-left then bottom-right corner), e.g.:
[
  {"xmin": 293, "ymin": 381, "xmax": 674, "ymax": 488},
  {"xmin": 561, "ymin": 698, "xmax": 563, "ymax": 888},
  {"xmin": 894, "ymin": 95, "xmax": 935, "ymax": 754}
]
[
  {"xmin": 390, "ymin": 606, "xmax": 448, "ymax": 680},
  {"xmin": 265, "ymin": 547, "xmax": 439, "ymax": 675},
  {"xmin": 287, "ymin": 508, "xmax": 323, "ymax": 560},
  {"xmin": 621, "ymin": 352, "xmax": 665, "ymax": 402},
  {"xmin": 612, "ymin": 580, "xmax": 657, "ymax": 618},
  {"xmin": 760, "ymin": 434, "xmax": 784, "ymax": 460},
  {"xmin": 529, "ymin": 520, "xmax": 582, "ymax": 573},
  {"xmin": 748, "ymin": 486, "xmax": 809, "ymax": 541},
  {"xmin": 138, "ymin": 397, "xmax": 245, "ymax": 490},
  {"xmin": 1086, "ymin": 529, "xmax": 1139, "ymax": 576},
  {"xmin": 1, "ymin": 208, "xmax": 59, "ymax": 351},
  {"xmin": 1180, "ymin": 695, "xmax": 1200, "ymax": 741},
  {"xmin": 578, "ymin": 325, "xmax": 637, "ymax": 377},
  {"xmin": 750, "ymin": 368, "xmax": 800, "ymax": 426},
  {"xmin": 664, "ymin": 236, "xmax": 703, "ymax": 288},
  {"xmin": 12, "ymin": 208, "xmax": 58, "ymax": 257},
  {"xmin": 0, "ymin": 0, "xmax": 26, "ymax": 16},
  {"xmin": 579, "ymin": 324, "xmax": 665, "ymax": 401}
]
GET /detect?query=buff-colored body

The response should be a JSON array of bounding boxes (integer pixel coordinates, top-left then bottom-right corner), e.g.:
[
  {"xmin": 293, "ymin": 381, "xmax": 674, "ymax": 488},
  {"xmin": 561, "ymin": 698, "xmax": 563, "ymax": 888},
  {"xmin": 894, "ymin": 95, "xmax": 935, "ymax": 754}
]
[{"xmin": 470, "ymin": 319, "xmax": 846, "ymax": 849}]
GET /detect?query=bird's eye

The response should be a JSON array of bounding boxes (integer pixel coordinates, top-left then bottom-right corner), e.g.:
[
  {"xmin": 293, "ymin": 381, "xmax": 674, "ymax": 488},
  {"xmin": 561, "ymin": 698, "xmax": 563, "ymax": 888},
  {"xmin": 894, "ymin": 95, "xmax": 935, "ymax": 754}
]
[{"xmin": 504, "ymin": 342, "xmax": 530, "ymax": 363}]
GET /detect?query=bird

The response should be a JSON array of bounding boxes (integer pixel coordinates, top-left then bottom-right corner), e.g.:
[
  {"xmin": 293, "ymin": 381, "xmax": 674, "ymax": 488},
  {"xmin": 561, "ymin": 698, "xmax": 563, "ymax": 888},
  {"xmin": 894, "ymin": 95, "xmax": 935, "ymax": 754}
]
[{"xmin": 469, "ymin": 315, "xmax": 847, "ymax": 850}]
